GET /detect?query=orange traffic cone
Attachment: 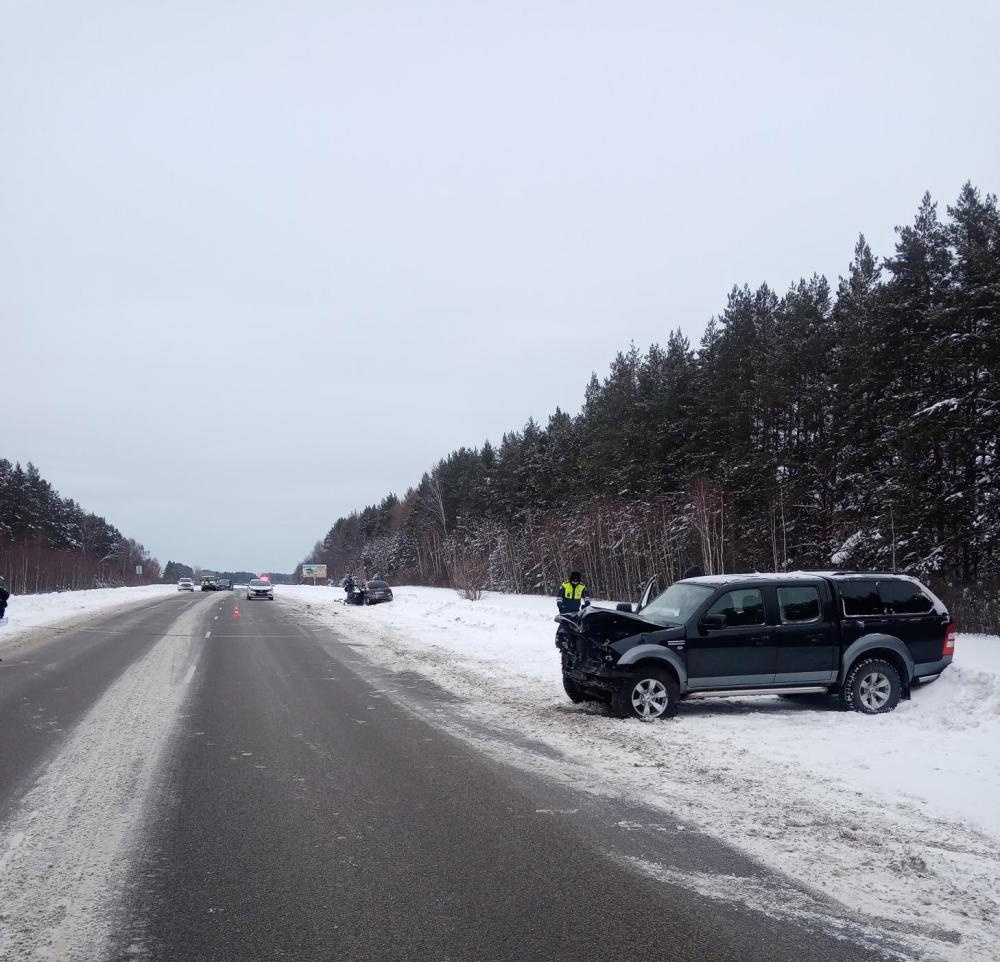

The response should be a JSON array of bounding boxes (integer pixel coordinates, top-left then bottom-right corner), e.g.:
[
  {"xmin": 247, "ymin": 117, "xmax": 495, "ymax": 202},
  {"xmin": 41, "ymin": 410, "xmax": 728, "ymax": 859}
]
[{"xmin": 233, "ymin": 606, "xmax": 241, "ymax": 620}]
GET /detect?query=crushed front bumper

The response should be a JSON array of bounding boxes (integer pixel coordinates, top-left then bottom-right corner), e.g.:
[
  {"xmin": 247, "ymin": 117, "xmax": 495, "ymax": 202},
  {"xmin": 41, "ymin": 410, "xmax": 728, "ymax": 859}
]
[{"xmin": 556, "ymin": 628, "xmax": 627, "ymax": 698}]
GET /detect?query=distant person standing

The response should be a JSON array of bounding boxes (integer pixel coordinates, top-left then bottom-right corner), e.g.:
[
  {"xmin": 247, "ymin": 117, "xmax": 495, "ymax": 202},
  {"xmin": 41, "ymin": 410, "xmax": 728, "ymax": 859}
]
[
  {"xmin": 556, "ymin": 571, "xmax": 591, "ymax": 614},
  {"xmin": 0, "ymin": 576, "xmax": 10, "ymax": 622}
]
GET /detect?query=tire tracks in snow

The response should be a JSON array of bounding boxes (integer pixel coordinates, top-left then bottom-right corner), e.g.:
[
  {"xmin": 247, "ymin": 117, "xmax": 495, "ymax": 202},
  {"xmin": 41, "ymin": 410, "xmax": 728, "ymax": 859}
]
[{"xmin": 0, "ymin": 602, "xmax": 206, "ymax": 961}]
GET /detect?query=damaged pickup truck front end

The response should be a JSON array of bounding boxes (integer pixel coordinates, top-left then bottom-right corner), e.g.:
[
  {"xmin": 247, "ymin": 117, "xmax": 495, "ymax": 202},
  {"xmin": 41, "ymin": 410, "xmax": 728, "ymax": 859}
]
[{"xmin": 555, "ymin": 578, "xmax": 690, "ymax": 716}]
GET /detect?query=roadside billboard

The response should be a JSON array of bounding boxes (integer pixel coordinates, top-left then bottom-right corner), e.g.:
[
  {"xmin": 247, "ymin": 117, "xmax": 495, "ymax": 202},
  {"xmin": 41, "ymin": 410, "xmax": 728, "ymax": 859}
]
[{"xmin": 301, "ymin": 564, "xmax": 327, "ymax": 580}]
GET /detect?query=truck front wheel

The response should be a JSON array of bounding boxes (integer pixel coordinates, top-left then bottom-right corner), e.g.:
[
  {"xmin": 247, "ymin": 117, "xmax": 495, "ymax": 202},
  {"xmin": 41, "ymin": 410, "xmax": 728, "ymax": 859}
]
[
  {"xmin": 562, "ymin": 675, "xmax": 589, "ymax": 704},
  {"xmin": 612, "ymin": 667, "xmax": 679, "ymax": 720}
]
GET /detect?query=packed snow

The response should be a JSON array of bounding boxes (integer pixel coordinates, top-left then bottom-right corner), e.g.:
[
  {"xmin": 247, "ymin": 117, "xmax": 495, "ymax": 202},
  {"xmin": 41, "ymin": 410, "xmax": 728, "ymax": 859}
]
[
  {"xmin": 282, "ymin": 583, "xmax": 1000, "ymax": 962},
  {"xmin": 0, "ymin": 584, "xmax": 177, "ymax": 655},
  {"xmin": 0, "ymin": 596, "xmax": 207, "ymax": 960}
]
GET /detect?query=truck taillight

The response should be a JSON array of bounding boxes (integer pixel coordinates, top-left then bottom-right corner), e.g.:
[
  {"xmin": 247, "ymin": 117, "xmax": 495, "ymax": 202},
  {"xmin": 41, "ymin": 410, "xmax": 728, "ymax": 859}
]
[{"xmin": 943, "ymin": 623, "xmax": 956, "ymax": 656}]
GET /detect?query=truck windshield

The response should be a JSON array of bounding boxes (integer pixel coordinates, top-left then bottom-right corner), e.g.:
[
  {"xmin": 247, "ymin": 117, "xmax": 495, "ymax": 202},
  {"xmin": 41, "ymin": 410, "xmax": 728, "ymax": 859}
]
[{"xmin": 640, "ymin": 583, "xmax": 714, "ymax": 626}]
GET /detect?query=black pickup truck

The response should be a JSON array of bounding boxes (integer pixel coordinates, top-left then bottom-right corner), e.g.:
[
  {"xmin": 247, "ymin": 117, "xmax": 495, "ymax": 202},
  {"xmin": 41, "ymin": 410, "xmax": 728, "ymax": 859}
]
[{"xmin": 556, "ymin": 571, "xmax": 955, "ymax": 719}]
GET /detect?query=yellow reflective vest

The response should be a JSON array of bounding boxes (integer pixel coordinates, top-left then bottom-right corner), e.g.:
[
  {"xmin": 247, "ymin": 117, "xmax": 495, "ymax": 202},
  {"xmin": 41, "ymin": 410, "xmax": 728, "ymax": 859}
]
[{"xmin": 561, "ymin": 581, "xmax": 587, "ymax": 600}]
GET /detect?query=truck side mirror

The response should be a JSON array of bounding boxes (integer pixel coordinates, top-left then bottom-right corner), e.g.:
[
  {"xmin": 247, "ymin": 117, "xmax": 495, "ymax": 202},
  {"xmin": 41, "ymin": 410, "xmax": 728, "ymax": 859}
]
[
  {"xmin": 700, "ymin": 613, "xmax": 726, "ymax": 631},
  {"xmin": 616, "ymin": 602, "xmax": 634, "ymax": 613}
]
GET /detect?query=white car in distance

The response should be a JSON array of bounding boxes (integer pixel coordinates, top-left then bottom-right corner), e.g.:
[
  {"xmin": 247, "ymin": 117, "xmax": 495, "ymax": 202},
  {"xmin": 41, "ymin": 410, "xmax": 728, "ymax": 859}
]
[
  {"xmin": 247, "ymin": 579, "xmax": 274, "ymax": 600},
  {"xmin": 177, "ymin": 578, "xmax": 195, "ymax": 592}
]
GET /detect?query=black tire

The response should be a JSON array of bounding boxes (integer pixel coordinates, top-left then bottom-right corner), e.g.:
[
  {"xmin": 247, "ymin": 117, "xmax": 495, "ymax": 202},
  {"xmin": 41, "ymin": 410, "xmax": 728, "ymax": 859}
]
[
  {"xmin": 562, "ymin": 674, "xmax": 588, "ymax": 704},
  {"xmin": 842, "ymin": 658, "xmax": 901, "ymax": 714},
  {"xmin": 612, "ymin": 667, "xmax": 680, "ymax": 720}
]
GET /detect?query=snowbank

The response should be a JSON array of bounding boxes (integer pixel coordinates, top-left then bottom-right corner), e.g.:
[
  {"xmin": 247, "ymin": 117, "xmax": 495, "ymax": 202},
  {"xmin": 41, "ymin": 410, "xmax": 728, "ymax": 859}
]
[
  {"xmin": 282, "ymin": 584, "xmax": 1000, "ymax": 962},
  {"xmin": 0, "ymin": 584, "xmax": 177, "ymax": 652},
  {"xmin": 0, "ymin": 600, "xmax": 206, "ymax": 959}
]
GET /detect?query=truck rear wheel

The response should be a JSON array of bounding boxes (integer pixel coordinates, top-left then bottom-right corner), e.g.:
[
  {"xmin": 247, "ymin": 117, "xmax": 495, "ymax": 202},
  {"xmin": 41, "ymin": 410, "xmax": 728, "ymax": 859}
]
[{"xmin": 842, "ymin": 658, "xmax": 901, "ymax": 714}]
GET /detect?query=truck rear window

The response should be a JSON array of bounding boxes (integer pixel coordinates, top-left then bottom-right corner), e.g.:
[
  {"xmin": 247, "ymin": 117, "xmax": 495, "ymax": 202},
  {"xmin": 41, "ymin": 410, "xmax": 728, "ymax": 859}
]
[
  {"xmin": 877, "ymin": 580, "xmax": 934, "ymax": 614},
  {"xmin": 839, "ymin": 581, "xmax": 881, "ymax": 616},
  {"xmin": 839, "ymin": 579, "xmax": 935, "ymax": 616}
]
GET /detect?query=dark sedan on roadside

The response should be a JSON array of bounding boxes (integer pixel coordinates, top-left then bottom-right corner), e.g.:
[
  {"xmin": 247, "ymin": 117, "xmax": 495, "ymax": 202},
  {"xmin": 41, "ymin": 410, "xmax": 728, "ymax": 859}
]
[{"xmin": 363, "ymin": 580, "xmax": 393, "ymax": 605}]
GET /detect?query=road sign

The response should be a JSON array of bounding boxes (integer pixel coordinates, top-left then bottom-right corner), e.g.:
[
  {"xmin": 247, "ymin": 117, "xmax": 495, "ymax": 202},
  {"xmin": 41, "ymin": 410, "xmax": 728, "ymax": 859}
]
[
  {"xmin": 302, "ymin": 564, "xmax": 327, "ymax": 579},
  {"xmin": 135, "ymin": 565, "xmax": 143, "ymax": 576}
]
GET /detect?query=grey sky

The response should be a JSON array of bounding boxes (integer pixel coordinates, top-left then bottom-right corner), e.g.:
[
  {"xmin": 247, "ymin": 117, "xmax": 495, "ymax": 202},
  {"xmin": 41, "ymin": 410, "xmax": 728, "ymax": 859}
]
[{"xmin": 2, "ymin": 0, "xmax": 998, "ymax": 573}]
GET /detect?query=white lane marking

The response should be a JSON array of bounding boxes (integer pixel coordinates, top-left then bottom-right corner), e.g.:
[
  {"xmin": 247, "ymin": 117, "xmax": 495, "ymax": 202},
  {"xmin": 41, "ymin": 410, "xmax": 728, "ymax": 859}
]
[
  {"xmin": 214, "ymin": 616, "xmax": 218, "ymax": 621},
  {"xmin": 0, "ymin": 604, "xmax": 205, "ymax": 961},
  {"xmin": 183, "ymin": 663, "xmax": 197, "ymax": 686},
  {"xmin": 205, "ymin": 631, "xmax": 211, "ymax": 638}
]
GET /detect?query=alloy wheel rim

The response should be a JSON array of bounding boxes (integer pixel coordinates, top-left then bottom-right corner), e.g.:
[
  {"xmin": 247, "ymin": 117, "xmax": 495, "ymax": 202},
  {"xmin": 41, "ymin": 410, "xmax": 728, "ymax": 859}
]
[
  {"xmin": 631, "ymin": 678, "xmax": 668, "ymax": 718},
  {"xmin": 859, "ymin": 671, "xmax": 892, "ymax": 710}
]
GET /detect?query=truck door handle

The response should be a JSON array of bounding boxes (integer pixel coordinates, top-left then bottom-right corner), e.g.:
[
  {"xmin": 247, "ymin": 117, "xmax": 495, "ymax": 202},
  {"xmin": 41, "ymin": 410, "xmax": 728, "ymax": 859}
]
[
  {"xmin": 749, "ymin": 634, "xmax": 770, "ymax": 644},
  {"xmin": 805, "ymin": 634, "xmax": 824, "ymax": 643}
]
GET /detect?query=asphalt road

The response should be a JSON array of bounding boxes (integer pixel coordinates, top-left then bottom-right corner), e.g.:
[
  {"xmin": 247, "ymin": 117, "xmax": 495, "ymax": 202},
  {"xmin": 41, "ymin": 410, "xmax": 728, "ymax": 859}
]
[{"xmin": 0, "ymin": 592, "xmax": 894, "ymax": 962}]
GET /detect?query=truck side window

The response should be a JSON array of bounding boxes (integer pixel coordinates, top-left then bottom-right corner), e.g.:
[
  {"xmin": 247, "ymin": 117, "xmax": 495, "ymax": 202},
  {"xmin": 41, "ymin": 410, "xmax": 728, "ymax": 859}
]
[
  {"xmin": 878, "ymin": 580, "xmax": 934, "ymax": 614},
  {"xmin": 777, "ymin": 586, "xmax": 821, "ymax": 624},
  {"xmin": 707, "ymin": 589, "xmax": 765, "ymax": 627},
  {"xmin": 839, "ymin": 580, "xmax": 882, "ymax": 616}
]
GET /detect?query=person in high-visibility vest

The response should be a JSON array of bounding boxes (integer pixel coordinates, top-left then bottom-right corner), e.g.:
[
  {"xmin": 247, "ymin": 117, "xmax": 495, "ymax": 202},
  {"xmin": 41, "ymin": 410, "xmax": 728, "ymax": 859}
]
[{"xmin": 556, "ymin": 571, "xmax": 591, "ymax": 614}]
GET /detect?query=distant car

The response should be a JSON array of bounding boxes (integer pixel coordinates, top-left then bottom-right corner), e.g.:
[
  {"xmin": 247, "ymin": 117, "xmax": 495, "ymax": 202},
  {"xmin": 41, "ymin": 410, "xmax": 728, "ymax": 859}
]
[
  {"xmin": 363, "ymin": 580, "xmax": 393, "ymax": 605},
  {"xmin": 247, "ymin": 579, "xmax": 274, "ymax": 600},
  {"xmin": 177, "ymin": 578, "xmax": 194, "ymax": 592},
  {"xmin": 201, "ymin": 579, "xmax": 217, "ymax": 591},
  {"xmin": 216, "ymin": 579, "xmax": 232, "ymax": 591}
]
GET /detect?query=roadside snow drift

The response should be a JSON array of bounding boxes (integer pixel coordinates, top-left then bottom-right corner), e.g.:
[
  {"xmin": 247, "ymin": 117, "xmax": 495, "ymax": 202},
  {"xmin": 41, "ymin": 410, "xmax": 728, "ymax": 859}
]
[
  {"xmin": 0, "ymin": 598, "xmax": 205, "ymax": 961},
  {"xmin": 282, "ymin": 584, "xmax": 1000, "ymax": 962},
  {"xmin": 0, "ymin": 585, "xmax": 177, "ymax": 654}
]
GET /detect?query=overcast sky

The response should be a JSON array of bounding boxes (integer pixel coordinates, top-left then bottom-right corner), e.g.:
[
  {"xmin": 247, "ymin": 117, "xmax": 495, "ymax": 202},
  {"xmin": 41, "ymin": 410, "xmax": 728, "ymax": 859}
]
[{"xmin": 2, "ymin": 0, "xmax": 998, "ymax": 573}]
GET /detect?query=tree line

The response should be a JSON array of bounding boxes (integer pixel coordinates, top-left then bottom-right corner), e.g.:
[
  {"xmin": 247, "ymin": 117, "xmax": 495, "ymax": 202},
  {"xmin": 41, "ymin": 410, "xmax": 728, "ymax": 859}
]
[
  {"xmin": 305, "ymin": 184, "xmax": 999, "ymax": 630},
  {"xmin": 0, "ymin": 460, "xmax": 160, "ymax": 594}
]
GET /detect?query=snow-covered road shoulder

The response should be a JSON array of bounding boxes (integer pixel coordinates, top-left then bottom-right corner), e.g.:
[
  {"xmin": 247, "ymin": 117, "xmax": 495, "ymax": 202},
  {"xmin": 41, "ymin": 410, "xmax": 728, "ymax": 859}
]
[
  {"xmin": 281, "ymin": 584, "xmax": 1000, "ymax": 962},
  {"xmin": 0, "ymin": 595, "xmax": 206, "ymax": 961},
  {"xmin": 0, "ymin": 585, "xmax": 177, "ymax": 654}
]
